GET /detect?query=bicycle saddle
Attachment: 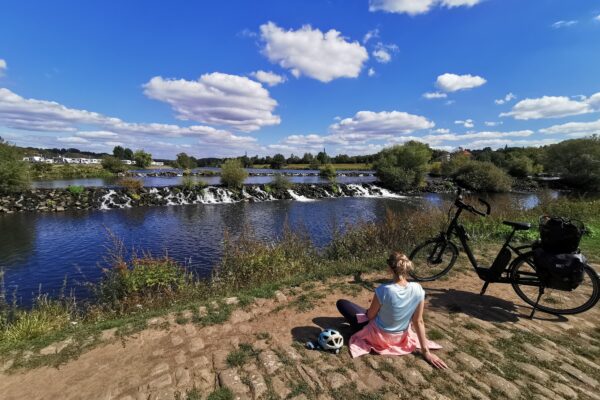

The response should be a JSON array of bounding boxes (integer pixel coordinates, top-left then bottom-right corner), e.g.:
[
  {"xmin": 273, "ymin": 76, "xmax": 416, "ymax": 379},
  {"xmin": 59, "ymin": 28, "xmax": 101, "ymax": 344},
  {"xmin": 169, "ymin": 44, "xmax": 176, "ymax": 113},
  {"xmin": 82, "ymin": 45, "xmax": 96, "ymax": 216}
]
[{"xmin": 503, "ymin": 221, "xmax": 531, "ymax": 230}]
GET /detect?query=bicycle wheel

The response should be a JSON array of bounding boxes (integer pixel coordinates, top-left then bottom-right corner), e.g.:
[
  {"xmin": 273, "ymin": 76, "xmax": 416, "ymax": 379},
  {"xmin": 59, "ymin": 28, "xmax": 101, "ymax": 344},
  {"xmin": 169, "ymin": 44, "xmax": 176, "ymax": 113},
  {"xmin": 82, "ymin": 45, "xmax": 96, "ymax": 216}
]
[
  {"xmin": 510, "ymin": 252, "xmax": 600, "ymax": 315},
  {"xmin": 409, "ymin": 238, "xmax": 459, "ymax": 281}
]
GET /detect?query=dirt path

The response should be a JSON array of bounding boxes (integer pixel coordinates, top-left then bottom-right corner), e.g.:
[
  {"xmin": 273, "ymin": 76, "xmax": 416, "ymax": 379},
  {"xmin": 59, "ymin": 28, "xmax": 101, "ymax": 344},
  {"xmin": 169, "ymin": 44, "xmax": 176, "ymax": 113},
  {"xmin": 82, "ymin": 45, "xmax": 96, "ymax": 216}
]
[{"xmin": 0, "ymin": 270, "xmax": 599, "ymax": 400}]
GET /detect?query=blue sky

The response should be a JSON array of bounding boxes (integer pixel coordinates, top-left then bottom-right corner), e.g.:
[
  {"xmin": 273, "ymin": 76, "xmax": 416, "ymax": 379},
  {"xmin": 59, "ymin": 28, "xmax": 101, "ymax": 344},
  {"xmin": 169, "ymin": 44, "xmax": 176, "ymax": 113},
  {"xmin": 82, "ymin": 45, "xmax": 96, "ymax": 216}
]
[{"xmin": 0, "ymin": 0, "xmax": 599, "ymax": 158}]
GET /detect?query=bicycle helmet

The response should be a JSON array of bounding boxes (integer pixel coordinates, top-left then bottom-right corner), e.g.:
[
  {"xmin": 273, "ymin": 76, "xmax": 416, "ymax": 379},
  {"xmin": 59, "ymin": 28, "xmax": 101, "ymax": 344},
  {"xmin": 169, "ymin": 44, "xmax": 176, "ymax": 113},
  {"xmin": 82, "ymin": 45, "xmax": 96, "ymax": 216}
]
[{"xmin": 318, "ymin": 329, "xmax": 344, "ymax": 352}]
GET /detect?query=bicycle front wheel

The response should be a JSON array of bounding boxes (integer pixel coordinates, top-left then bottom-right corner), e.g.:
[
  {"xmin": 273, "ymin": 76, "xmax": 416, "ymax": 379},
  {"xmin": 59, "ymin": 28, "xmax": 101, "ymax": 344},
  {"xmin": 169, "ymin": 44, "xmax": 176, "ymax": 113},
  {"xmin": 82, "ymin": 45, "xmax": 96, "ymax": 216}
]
[
  {"xmin": 510, "ymin": 252, "xmax": 600, "ymax": 315},
  {"xmin": 409, "ymin": 238, "xmax": 458, "ymax": 281}
]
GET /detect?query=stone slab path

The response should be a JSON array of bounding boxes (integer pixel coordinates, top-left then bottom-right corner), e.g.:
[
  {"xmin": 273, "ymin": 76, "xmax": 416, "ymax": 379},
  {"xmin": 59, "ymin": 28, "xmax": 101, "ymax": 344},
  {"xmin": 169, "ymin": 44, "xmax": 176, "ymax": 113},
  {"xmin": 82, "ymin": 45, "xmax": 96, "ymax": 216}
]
[{"xmin": 0, "ymin": 269, "xmax": 599, "ymax": 400}]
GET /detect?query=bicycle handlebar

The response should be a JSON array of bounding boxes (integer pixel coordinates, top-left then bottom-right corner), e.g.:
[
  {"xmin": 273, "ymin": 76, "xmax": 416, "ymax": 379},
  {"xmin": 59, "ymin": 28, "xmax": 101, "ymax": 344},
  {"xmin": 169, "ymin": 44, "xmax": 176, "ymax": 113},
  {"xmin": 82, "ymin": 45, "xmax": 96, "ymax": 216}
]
[{"xmin": 454, "ymin": 189, "xmax": 491, "ymax": 217}]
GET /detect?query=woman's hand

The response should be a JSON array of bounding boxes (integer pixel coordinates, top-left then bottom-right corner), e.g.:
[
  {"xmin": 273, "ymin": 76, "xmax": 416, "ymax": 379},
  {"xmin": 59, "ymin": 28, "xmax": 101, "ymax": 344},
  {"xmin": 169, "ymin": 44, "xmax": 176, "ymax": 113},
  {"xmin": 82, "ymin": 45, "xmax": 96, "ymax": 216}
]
[{"xmin": 423, "ymin": 351, "xmax": 448, "ymax": 369}]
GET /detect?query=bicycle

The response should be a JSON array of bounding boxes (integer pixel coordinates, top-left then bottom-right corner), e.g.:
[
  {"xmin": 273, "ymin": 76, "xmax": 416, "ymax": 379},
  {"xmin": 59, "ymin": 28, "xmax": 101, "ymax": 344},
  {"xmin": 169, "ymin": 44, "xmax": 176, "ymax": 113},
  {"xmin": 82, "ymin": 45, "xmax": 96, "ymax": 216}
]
[{"xmin": 409, "ymin": 190, "xmax": 600, "ymax": 318}]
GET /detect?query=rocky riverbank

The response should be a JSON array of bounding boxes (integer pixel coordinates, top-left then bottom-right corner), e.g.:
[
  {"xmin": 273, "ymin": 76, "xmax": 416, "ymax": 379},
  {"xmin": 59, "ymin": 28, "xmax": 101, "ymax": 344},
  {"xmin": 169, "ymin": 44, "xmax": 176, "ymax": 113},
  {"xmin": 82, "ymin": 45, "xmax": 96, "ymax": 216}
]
[{"xmin": 0, "ymin": 183, "xmax": 403, "ymax": 214}]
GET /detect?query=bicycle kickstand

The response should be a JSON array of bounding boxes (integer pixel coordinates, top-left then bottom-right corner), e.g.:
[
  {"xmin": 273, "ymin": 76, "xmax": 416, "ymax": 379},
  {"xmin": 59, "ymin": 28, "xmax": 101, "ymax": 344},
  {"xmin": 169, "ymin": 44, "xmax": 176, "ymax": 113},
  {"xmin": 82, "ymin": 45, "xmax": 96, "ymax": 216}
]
[
  {"xmin": 479, "ymin": 281, "xmax": 490, "ymax": 296},
  {"xmin": 529, "ymin": 289, "xmax": 544, "ymax": 319}
]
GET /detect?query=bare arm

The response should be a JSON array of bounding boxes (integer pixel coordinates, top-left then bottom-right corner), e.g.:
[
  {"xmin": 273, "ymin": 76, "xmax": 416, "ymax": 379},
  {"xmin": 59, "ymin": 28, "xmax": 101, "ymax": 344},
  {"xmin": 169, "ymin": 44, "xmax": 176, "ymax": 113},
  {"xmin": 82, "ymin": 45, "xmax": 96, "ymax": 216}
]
[
  {"xmin": 411, "ymin": 300, "xmax": 448, "ymax": 369},
  {"xmin": 366, "ymin": 293, "xmax": 381, "ymax": 321}
]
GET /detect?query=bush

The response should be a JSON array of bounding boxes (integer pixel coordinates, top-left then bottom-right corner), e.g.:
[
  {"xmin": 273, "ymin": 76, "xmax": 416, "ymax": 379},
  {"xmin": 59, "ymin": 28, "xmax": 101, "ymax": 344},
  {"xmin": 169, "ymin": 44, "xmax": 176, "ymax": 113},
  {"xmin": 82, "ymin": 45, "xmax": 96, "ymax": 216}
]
[
  {"xmin": 220, "ymin": 159, "xmax": 248, "ymax": 189},
  {"xmin": 0, "ymin": 297, "xmax": 71, "ymax": 343},
  {"xmin": 318, "ymin": 164, "xmax": 337, "ymax": 181},
  {"xmin": 117, "ymin": 177, "xmax": 143, "ymax": 192},
  {"xmin": 453, "ymin": 160, "xmax": 513, "ymax": 192},
  {"xmin": 133, "ymin": 150, "xmax": 152, "ymax": 168},
  {"xmin": 67, "ymin": 185, "xmax": 84, "ymax": 195},
  {"xmin": 543, "ymin": 136, "xmax": 600, "ymax": 190},
  {"xmin": 270, "ymin": 174, "xmax": 292, "ymax": 190},
  {"xmin": 373, "ymin": 141, "xmax": 432, "ymax": 191},
  {"xmin": 182, "ymin": 175, "xmax": 207, "ymax": 190},
  {"xmin": 0, "ymin": 140, "xmax": 30, "ymax": 192},
  {"xmin": 441, "ymin": 152, "xmax": 470, "ymax": 177},
  {"xmin": 506, "ymin": 155, "xmax": 535, "ymax": 178},
  {"xmin": 429, "ymin": 161, "xmax": 442, "ymax": 176},
  {"xmin": 176, "ymin": 153, "xmax": 196, "ymax": 170},
  {"xmin": 101, "ymin": 156, "xmax": 127, "ymax": 173}
]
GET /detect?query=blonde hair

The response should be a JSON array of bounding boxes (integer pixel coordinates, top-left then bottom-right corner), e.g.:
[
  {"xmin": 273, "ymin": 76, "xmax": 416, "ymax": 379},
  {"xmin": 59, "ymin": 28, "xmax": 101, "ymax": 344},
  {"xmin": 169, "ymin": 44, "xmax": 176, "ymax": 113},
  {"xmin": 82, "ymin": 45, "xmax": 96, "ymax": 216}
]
[{"xmin": 387, "ymin": 252, "xmax": 412, "ymax": 278}]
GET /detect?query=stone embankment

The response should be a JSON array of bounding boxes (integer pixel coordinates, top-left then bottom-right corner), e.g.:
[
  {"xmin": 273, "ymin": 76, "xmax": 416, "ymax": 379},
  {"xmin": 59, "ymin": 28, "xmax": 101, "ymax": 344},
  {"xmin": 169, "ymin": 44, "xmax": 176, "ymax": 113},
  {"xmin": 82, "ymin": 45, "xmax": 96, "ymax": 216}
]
[
  {"xmin": 0, "ymin": 270, "xmax": 598, "ymax": 399},
  {"xmin": 0, "ymin": 183, "xmax": 403, "ymax": 214}
]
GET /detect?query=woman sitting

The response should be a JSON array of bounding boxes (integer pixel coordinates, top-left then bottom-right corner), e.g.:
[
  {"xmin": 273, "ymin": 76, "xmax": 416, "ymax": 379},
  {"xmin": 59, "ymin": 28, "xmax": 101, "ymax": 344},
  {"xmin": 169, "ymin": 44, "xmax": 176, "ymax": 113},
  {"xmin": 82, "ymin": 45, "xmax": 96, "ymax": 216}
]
[{"xmin": 336, "ymin": 252, "xmax": 447, "ymax": 369}]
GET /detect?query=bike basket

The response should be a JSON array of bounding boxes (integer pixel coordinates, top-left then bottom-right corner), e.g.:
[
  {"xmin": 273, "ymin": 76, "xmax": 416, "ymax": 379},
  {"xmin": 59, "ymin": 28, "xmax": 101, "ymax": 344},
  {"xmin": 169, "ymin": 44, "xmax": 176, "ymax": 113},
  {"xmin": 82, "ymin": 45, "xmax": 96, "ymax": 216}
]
[
  {"xmin": 539, "ymin": 216, "xmax": 585, "ymax": 254},
  {"xmin": 533, "ymin": 248, "xmax": 586, "ymax": 291}
]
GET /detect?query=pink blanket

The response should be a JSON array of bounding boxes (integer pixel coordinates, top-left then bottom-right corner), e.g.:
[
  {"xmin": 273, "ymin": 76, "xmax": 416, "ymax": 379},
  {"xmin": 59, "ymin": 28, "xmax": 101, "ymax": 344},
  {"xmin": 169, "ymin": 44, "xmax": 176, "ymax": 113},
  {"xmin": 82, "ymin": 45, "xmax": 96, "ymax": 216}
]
[{"xmin": 349, "ymin": 320, "xmax": 442, "ymax": 358}]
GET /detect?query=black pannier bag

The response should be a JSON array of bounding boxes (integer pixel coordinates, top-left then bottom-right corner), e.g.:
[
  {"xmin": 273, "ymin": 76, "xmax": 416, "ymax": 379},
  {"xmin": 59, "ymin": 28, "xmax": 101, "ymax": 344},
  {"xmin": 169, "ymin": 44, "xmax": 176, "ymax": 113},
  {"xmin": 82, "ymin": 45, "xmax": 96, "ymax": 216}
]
[
  {"xmin": 539, "ymin": 216, "xmax": 585, "ymax": 254},
  {"xmin": 533, "ymin": 247, "xmax": 586, "ymax": 291}
]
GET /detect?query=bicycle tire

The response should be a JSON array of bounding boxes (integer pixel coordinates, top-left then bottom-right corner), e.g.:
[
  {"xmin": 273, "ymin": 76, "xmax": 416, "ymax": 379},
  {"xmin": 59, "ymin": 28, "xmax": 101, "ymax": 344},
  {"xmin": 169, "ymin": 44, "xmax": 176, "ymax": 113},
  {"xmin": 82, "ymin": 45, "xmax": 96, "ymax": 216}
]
[
  {"xmin": 409, "ymin": 238, "xmax": 459, "ymax": 281},
  {"xmin": 510, "ymin": 252, "xmax": 600, "ymax": 315}
]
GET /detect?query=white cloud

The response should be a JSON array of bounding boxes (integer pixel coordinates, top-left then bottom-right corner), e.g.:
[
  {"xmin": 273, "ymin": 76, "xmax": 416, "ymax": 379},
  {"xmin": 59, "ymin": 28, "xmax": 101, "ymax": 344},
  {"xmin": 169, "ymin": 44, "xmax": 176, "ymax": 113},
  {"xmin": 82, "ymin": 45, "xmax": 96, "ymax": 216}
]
[
  {"xmin": 500, "ymin": 92, "xmax": 600, "ymax": 120},
  {"xmin": 372, "ymin": 43, "xmax": 398, "ymax": 64},
  {"xmin": 436, "ymin": 73, "xmax": 487, "ymax": 92},
  {"xmin": 552, "ymin": 20, "xmax": 578, "ymax": 29},
  {"xmin": 0, "ymin": 59, "xmax": 6, "ymax": 76},
  {"xmin": 143, "ymin": 72, "xmax": 280, "ymax": 131},
  {"xmin": 259, "ymin": 22, "xmax": 369, "ymax": 83},
  {"xmin": 423, "ymin": 91, "xmax": 447, "ymax": 99},
  {"xmin": 373, "ymin": 49, "xmax": 391, "ymax": 63},
  {"xmin": 330, "ymin": 110, "xmax": 435, "ymax": 137},
  {"xmin": 494, "ymin": 92, "xmax": 516, "ymax": 105},
  {"xmin": 595, "ymin": 14, "xmax": 600, "ymax": 22},
  {"xmin": 539, "ymin": 118, "xmax": 600, "ymax": 136},
  {"xmin": 368, "ymin": 0, "xmax": 481, "ymax": 16},
  {"xmin": 484, "ymin": 121, "xmax": 503, "ymax": 127},
  {"xmin": 368, "ymin": 68, "xmax": 376, "ymax": 77},
  {"xmin": 250, "ymin": 70, "xmax": 286, "ymax": 87},
  {"xmin": 75, "ymin": 131, "xmax": 119, "ymax": 139},
  {"xmin": 363, "ymin": 29, "xmax": 380, "ymax": 44},
  {"xmin": 0, "ymin": 87, "xmax": 259, "ymax": 158},
  {"xmin": 454, "ymin": 119, "xmax": 474, "ymax": 128}
]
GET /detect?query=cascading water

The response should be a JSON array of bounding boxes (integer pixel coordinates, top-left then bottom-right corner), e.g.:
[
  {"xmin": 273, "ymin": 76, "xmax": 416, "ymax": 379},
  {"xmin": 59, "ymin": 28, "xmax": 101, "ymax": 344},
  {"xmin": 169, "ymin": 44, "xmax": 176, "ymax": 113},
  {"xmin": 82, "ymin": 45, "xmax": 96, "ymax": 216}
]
[{"xmin": 287, "ymin": 189, "xmax": 316, "ymax": 202}]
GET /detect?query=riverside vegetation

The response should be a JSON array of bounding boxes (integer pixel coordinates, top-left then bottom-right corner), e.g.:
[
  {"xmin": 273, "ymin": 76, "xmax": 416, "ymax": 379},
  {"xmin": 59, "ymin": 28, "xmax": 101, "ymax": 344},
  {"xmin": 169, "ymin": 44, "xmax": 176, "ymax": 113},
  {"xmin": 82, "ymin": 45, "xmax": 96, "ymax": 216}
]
[{"xmin": 0, "ymin": 194, "xmax": 598, "ymax": 371}]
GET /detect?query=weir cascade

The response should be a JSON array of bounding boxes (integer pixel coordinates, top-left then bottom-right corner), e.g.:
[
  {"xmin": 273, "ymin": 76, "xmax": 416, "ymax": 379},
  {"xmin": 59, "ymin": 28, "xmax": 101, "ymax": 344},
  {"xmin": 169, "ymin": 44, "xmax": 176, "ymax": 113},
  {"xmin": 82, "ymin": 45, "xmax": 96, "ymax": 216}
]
[{"xmin": 0, "ymin": 183, "xmax": 406, "ymax": 214}]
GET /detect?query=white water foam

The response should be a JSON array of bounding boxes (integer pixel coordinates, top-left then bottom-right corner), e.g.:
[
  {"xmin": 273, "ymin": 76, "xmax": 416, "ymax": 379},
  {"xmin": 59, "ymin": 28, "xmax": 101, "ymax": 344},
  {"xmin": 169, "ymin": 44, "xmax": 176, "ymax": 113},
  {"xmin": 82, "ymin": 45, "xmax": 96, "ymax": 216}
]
[{"xmin": 287, "ymin": 189, "xmax": 316, "ymax": 202}]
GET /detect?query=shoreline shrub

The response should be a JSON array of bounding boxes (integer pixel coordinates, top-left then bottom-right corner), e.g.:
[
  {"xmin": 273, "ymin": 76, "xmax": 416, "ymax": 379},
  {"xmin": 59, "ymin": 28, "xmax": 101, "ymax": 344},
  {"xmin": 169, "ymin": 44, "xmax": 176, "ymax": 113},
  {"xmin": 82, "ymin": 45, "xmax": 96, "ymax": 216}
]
[
  {"xmin": 318, "ymin": 164, "xmax": 337, "ymax": 181},
  {"xmin": 102, "ymin": 156, "xmax": 127, "ymax": 173},
  {"xmin": 270, "ymin": 174, "xmax": 292, "ymax": 191},
  {"xmin": 0, "ymin": 139, "xmax": 30, "ymax": 192},
  {"xmin": 374, "ymin": 142, "xmax": 432, "ymax": 191},
  {"xmin": 543, "ymin": 136, "xmax": 600, "ymax": 191},
  {"xmin": 117, "ymin": 177, "xmax": 144, "ymax": 192},
  {"xmin": 67, "ymin": 185, "xmax": 84, "ymax": 195},
  {"xmin": 453, "ymin": 160, "xmax": 513, "ymax": 192},
  {"xmin": 220, "ymin": 159, "xmax": 248, "ymax": 189}
]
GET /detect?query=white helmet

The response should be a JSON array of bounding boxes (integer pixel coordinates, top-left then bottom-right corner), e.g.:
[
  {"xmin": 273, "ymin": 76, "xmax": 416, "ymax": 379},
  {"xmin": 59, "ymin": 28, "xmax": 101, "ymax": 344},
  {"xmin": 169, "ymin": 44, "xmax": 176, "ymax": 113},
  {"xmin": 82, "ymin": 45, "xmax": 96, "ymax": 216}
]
[{"xmin": 318, "ymin": 329, "xmax": 344, "ymax": 352}]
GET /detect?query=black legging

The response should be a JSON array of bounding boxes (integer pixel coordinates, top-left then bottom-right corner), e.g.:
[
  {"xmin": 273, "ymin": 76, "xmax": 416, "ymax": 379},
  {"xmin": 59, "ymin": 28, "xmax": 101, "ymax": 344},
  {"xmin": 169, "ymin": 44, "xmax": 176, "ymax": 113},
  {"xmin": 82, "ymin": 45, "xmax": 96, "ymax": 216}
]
[{"xmin": 336, "ymin": 299, "xmax": 369, "ymax": 332}]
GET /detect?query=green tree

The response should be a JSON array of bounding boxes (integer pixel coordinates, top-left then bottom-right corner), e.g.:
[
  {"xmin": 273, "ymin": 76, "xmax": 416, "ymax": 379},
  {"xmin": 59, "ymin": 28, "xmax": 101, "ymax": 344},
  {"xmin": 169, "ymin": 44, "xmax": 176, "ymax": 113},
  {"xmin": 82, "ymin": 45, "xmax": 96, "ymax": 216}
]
[
  {"xmin": 506, "ymin": 155, "xmax": 535, "ymax": 178},
  {"xmin": 441, "ymin": 152, "xmax": 471, "ymax": 177},
  {"xmin": 176, "ymin": 152, "xmax": 196, "ymax": 170},
  {"xmin": 316, "ymin": 151, "xmax": 330, "ymax": 164},
  {"xmin": 113, "ymin": 145, "xmax": 125, "ymax": 159},
  {"xmin": 220, "ymin": 159, "xmax": 248, "ymax": 189},
  {"xmin": 270, "ymin": 173, "xmax": 292, "ymax": 190},
  {"xmin": 134, "ymin": 150, "xmax": 152, "ymax": 168},
  {"xmin": 270, "ymin": 153, "xmax": 286, "ymax": 169},
  {"xmin": 373, "ymin": 141, "xmax": 432, "ymax": 191},
  {"xmin": 123, "ymin": 148, "xmax": 134, "ymax": 160},
  {"xmin": 544, "ymin": 136, "xmax": 600, "ymax": 190},
  {"xmin": 101, "ymin": 156, "xmax": 127, "ymax": 173},
  {"xmin": 0, "ymin": 138, "xmax": 30, "ymax": 192}
]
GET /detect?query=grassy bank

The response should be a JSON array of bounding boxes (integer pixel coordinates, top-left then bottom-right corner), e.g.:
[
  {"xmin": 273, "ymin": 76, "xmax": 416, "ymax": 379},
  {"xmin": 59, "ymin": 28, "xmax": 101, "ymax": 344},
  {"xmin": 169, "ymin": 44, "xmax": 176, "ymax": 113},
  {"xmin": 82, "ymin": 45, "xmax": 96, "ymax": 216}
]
[
  {"xmin": 0, "ymin": 196, "xmax": 598, "ymax": 370},
  {"xmin": 29, "ymin": 164, "xmax": 116, "ymax": 180}
]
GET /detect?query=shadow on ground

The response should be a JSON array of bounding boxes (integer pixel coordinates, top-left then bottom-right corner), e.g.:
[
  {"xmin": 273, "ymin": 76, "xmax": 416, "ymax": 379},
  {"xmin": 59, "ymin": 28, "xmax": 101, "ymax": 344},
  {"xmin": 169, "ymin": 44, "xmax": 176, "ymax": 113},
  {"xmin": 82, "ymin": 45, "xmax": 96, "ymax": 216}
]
[{"xmin": 425, "ymin": 288, "xmax": 567, "ymax": 323}]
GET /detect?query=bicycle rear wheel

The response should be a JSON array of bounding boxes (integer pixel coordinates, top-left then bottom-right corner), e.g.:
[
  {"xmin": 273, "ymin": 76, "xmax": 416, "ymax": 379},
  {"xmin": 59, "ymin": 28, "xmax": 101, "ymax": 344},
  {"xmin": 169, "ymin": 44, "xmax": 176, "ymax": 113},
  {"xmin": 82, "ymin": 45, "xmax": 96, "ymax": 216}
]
[
  {"xmin": 409, "ymin": 238, "xmax": 458, "ymax": 281},
  {"xmin": 510, "ymin": 252, "xmax": 600, "ymax": 315}
]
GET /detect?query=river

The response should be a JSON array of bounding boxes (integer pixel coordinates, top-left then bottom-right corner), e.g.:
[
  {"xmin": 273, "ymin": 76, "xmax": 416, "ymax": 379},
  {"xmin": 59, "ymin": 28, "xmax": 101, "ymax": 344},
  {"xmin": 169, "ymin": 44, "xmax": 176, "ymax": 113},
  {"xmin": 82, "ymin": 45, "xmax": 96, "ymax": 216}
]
[{"xmin": 0, "ymin": 180, "xmax": 559, "ymax": 306}]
